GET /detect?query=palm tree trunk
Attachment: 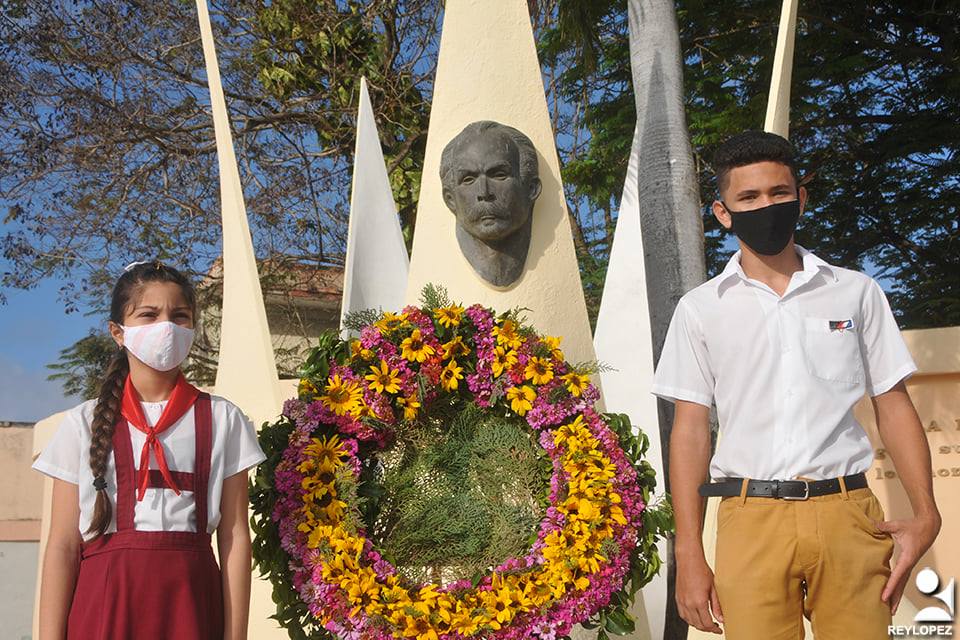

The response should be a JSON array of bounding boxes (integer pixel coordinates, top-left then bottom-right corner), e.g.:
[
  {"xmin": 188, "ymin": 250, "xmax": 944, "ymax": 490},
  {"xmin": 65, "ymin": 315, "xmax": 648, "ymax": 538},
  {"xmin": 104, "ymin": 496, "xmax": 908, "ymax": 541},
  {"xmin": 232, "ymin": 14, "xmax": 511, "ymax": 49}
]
[{"xmin": 628, "ymin": 1, "xmax": 707, "ymax": 638}]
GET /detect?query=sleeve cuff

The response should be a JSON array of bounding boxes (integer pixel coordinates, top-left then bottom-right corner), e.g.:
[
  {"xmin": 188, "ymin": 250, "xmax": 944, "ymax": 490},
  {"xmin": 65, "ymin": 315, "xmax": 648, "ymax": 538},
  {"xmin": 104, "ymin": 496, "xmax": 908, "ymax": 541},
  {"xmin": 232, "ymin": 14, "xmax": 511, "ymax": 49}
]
[
  {"xmin": 651, "ymin": 384, "xmax": 713, "ymax": 408},
  {"xmin": 222, "ymin": 451, "xmax": 267, "ymax": 479},
  {"xmin": 31, "ymin": 460, "xmax": 79, "ymax": 485},
  {"xmin": 868, "ymin": 362, "xmax": 919, "ymax": 397}
]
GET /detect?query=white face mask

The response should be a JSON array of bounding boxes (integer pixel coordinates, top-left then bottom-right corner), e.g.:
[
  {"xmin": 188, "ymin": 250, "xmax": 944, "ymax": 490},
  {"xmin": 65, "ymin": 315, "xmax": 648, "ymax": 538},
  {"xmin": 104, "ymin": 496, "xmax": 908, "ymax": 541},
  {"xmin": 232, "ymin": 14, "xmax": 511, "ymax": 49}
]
[{"xmin": 122, "ymin": 321, "xmax": 195, "ymax": 372}]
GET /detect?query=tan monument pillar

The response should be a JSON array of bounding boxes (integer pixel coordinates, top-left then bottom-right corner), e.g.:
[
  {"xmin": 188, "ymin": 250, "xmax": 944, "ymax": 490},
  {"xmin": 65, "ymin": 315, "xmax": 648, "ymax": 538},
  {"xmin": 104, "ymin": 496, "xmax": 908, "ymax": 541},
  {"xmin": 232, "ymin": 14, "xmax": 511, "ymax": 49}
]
[
  {"xmin": 404, "ymin": 0, "xmax": 596, "ymax": 368},
  {"xmin": 404, "ymin": 2, "xmax": 653, "ymax": 637}
]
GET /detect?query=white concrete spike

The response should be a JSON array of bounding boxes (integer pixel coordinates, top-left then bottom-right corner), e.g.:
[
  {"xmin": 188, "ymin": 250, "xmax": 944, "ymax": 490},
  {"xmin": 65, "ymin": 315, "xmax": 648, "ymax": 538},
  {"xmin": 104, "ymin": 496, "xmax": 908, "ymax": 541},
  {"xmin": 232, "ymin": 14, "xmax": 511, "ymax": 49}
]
[
  {"xmin": 594, "ymin": 124, "xmax": 661, "ymax": 640},
  {"xmin": 764, "ymin": 0, "xmax": 799, "ymax": 138},
  {"xmin": 195, "ymin": 4, "xmax": 285, "ymax": 636},
  {"xmin": 195, "ymin": 0, "xmax": 282, "ymax": 428},
  {"xmin": 341, "ymin": 77, "xmax": 409, "ymax": 335}
]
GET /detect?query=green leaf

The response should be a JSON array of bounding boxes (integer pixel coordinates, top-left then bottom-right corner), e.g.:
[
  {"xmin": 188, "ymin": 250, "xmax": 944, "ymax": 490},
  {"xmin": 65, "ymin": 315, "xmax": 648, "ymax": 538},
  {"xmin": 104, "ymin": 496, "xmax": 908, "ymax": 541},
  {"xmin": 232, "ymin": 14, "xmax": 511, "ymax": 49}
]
[{"xmin": 604, "ymin": 609, "xmax": 636, "ymax": 635}]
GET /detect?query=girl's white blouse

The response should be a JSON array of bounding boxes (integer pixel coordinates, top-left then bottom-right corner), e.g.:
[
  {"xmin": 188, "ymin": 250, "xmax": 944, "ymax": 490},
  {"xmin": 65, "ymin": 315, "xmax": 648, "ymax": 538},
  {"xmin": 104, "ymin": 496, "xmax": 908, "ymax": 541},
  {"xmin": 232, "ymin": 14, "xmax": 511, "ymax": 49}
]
[{"xmin": 33, "ymin": 395, "xmax": 266, "ymax": 541}]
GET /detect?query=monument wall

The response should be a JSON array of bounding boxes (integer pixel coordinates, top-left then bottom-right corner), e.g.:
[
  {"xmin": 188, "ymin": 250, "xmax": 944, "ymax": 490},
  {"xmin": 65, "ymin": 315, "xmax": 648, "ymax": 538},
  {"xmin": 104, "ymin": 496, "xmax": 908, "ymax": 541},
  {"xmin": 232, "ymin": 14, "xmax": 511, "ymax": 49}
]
[{"xmin": 856, "ymin": 325, "xmax": 960, "ymax": 617}]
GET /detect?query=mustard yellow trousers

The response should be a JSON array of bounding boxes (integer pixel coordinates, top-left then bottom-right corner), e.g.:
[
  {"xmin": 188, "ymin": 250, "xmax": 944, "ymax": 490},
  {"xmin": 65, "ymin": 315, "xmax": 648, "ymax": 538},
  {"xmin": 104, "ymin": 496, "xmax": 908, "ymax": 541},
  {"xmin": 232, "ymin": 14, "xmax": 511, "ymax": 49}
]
[{"xmin": 714, "ymin": 483, "xmax": 895, "ymax": 640}]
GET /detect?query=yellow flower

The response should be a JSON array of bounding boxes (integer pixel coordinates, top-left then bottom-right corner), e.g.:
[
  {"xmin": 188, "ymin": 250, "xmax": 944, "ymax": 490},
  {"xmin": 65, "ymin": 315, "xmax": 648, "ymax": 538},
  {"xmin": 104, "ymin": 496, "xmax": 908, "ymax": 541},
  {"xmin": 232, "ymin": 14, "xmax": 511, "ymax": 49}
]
[
  {"xmin": 522, "ymin": 575, "xmax": 552, "ymax": 607},
  {"xmin": 400, "ymin": 328, "xmax": 436, "ymax": 363},
  {"xmin": 574, "ymin": 573, "xmax": 591, "ymax": 591},
  {"xmin": 300, "ymin": 471, "xmax": 334, "ymax": 499},
  {"xmin": 320, "ymin": 549, "xmax": 357, "ymax": 580},
  {"xmin": 524, "ymin": 356, "xmax": 554, "ymax": 385},
  {"xmin": 564, "ymin": 453, "xmax": 614, "ymax": 484},
  {"xmin": 352, "ymin": 399, "xmax": 373, "ymax": 419},
  {"xmin": 319, "ymin": 494, "xmax": 346, "ymax": 522},
  {"xmin": 436, "ymin": 593, "xmax": 456, "ymax": 624},
  {"xmin": 396, "ymin": 394, "xmax": 421, "ymax": 420},
  {"xmin": 320, "ymin": 374, "xmax": 362, "ymax": 416},
  {"xmin": 306, "ymin": 523, "xmax": 334, "ymax": 549},
  {"xmin": 555, "ymin": 415, "xmax": 588, "ymax": 444},
  {"xmin": 365, "ymin": 359, "xmax": 402, "ymax": 395},
  {"xmin": 491, "ymin": 346, "xmax": 518, "ymax": 378},
  {"xmin": 607, "ymin": 503, "xmax": 628, "ymax": 527},
  {"xmin": 417, "ymin": 583, "xmax": 442, "ymax": 607},
  {"xmin": 492, "ymin": 319, "xmax": 523, "ymax": 350},
  {"xmin": 350, "ymin": 339, "xmax": 374, "ymax": 361},
  {"xmin": 440, "ymin": 360, "xmax": 464, "ymax": 392},
  {"xmin": 340, "ymin": 567, "xmax": 381, "ymax": 617},
  {"xmin": 374, "ymin": 311, "xmax": 408, "ymax": 333},
  {"xmin": 433, "ymin": 305, "xmax": 465, "ymax": 328},
  {"xmin": 402, "ymin": 616, "xmax": 438, "ymax": 640},
  {"xmin": 560, "ymin": 371, "xmax": 590, "ymax": 397},
  {"xmin": 505, "ymin": 385, "xmax": 536, "ymax": 416},
  {"xmin": 542, "ymin": 335, "xmax": 564, "ymax": 361},
  {"xmin": 442, "ymin": 335, "xmax": 471, "ymax": 359},
  {"xmin": 563, "ymin": 494, "xmax": 601, "ymax": 522},
  {"xmin": 480, "ymin": 586, "xmax": 515, "ymax": 626},
  {"xmin": 575, "ymin": 542, "xmax": 607, "ymax": 574},
  {"xmin": 448, "ymin": 602, "xmax": 482, "ymax": 635},
  {"xmin": 298, "ymin": 378, "xmax": 319, "ymax": 399},
  {"xmin": 302, "ymin": 434, "xmax": 347, "ymax": 467}
]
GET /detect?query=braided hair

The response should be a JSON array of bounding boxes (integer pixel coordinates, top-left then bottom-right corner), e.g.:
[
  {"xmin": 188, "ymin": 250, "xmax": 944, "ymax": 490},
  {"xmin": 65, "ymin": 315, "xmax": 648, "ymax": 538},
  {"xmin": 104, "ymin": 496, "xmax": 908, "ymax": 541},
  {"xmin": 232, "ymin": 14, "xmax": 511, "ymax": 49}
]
[{"xmin": 86, "ymin": 261, "xmax": 197, "ymax": 538}]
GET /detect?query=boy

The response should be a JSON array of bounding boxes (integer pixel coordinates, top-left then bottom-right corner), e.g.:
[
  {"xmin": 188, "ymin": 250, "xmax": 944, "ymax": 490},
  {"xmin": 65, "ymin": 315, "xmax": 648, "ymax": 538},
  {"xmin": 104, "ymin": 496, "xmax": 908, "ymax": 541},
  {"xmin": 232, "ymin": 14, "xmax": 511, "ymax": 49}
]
[{"xmin": 652, "ymin": 131, "xmax": 941, "ymax": 638}]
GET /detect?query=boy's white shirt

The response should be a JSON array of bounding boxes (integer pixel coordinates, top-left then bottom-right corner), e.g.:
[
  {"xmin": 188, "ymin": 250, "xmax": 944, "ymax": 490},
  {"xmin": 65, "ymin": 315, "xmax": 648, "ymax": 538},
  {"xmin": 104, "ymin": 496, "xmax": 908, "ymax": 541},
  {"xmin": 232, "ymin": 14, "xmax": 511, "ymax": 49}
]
[{"xmin": 652, "ymin": 245, "xmax": 916, "ymax": 481}]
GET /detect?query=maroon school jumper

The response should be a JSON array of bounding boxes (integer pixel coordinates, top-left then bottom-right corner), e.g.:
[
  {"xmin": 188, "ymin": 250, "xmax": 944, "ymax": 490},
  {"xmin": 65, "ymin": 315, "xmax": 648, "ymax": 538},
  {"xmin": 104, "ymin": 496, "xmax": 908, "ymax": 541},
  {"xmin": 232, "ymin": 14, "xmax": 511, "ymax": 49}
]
[{"xmin": 67, "ymin": 393, "xmax": 224, "ymax": 640}]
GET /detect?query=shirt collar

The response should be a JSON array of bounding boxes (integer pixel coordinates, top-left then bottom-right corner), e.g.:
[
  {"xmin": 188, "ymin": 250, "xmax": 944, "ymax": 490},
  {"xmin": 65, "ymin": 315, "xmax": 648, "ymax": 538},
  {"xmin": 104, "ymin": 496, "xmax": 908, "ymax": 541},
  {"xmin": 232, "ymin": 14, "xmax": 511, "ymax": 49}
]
[{"xmin": 715, "ymin": 244, "xmax": 837, "ymax": 297}]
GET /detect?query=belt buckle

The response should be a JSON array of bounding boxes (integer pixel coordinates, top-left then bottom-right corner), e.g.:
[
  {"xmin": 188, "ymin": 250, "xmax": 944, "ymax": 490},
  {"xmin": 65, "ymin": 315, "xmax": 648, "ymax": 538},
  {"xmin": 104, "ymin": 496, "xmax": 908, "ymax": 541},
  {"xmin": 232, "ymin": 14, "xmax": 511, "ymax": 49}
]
[{"xmin": 781, "ymin": 479, "xmax": 810, "ymax": 501}]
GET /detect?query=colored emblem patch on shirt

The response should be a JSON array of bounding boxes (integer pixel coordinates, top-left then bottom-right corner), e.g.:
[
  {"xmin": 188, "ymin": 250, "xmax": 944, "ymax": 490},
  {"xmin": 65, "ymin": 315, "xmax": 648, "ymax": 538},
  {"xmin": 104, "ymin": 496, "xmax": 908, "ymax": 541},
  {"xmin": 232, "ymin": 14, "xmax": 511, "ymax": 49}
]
[{"xmin": 829, "ymin": 319, "xmax": 855, "ymax": 332}]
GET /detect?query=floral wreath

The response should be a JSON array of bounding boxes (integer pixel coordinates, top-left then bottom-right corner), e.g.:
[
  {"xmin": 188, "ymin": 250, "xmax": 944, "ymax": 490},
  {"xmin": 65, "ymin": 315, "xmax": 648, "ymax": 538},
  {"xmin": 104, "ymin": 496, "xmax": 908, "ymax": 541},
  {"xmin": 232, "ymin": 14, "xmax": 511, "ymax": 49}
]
[{"xmin": 251, "ymin": 286, "xmax": 671, "ymax": 640}]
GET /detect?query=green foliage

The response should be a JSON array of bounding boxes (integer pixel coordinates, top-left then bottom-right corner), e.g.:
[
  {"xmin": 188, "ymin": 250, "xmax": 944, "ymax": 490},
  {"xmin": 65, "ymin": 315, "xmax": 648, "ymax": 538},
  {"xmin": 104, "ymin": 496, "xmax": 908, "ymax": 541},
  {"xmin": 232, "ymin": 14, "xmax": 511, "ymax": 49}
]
[
  {"xmin": 418, "ymin": 282, "xmax": 451, "ymax": 309},
  {"xmin": 250, "ymin": 0, "xmax": 435, "ymax": 239},
  {"xmin": 542, "ymin": 0, "xmax": 959, "ymax": 329},
  {"xmin": 46, "ymin": 331, "xmax": 117, "ymax": 400},
  {"xmin": 341, "ymin": 308, "xmax": 381, "ymax": 335},
  {"xmin": 365, "ymin": 403, "xmax": 550, "ymax": 583},
  {"xmin": 298, "ymin": 329, "xmax": 351, "ymax": 382}
]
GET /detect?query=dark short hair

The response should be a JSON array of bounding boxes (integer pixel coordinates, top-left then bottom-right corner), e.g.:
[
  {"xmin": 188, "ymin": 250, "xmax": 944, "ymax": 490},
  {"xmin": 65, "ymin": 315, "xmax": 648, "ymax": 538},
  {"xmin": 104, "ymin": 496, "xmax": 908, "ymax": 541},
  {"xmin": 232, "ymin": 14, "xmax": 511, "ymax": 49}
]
[{"xmin": 713, "ymin": 130, "xmax": 799, "ymax": 195}]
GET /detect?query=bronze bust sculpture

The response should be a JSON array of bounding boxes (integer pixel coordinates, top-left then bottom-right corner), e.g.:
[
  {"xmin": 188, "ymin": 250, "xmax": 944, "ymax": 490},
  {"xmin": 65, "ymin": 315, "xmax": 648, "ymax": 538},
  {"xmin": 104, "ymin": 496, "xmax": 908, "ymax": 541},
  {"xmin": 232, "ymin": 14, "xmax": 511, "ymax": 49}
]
[{"xmin": 440, "ymin": 121, "xmax": 542, "ymax": 287}]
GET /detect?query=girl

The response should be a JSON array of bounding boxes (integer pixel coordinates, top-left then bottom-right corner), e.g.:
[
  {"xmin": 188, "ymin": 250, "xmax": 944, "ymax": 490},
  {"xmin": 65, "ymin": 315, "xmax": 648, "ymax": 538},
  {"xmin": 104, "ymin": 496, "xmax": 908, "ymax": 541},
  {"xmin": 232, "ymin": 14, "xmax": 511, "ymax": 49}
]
[{"xmin": 33, "ymin": 261, "xmax": 266, "ymax": 639}]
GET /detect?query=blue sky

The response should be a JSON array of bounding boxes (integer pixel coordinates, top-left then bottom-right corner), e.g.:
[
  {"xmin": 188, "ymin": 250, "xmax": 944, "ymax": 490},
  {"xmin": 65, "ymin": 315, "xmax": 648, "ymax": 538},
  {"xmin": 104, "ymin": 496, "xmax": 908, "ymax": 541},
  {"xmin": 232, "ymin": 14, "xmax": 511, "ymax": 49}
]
[{"xmin": 0, "ymin": 278, "xmax": 98, "ymax": 422}]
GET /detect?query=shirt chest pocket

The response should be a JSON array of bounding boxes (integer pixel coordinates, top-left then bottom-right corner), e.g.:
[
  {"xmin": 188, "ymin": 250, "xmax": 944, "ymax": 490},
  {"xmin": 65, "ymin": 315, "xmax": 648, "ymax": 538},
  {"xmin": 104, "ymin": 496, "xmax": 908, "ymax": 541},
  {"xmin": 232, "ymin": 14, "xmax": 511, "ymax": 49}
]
[{"xmin": 800, "ymin": 317, "xmax": 864, "ymax": 385}]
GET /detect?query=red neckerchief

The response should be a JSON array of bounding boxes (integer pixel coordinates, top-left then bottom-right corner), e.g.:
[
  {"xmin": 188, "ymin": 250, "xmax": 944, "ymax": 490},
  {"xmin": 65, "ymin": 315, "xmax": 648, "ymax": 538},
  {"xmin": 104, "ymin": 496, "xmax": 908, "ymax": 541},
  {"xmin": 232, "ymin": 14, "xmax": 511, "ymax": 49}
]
[{"xmin": 121, "ymin": 373, "xmax": 200, "ymax": 501}]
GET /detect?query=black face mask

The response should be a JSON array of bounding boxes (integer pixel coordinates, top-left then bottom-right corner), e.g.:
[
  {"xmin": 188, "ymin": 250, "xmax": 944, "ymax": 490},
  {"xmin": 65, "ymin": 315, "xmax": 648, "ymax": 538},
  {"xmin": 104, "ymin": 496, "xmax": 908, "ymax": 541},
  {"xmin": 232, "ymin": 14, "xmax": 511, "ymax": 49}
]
[{"xmin": 722, "ymin": 199, "xmax": 801, "ymax": 256}]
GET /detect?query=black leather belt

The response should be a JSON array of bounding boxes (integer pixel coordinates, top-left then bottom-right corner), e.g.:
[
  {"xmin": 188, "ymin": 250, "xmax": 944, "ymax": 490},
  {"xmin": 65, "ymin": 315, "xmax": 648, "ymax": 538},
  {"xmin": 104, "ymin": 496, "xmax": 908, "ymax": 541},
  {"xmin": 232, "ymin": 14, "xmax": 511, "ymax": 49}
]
[{"xmin": 699, "ymin": 472, "xmax": 868, "ymax": 501}]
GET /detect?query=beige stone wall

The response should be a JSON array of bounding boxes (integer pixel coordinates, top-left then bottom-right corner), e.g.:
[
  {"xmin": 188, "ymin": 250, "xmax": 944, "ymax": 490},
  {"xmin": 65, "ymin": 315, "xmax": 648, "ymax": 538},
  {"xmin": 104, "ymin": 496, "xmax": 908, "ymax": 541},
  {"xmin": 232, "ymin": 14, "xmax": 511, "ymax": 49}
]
[
  {"xmin": 265, "ymin": 297, "xmax": 341, "ymax": 376},
  {"xmin": 855, "ymin": 326, "xmax": 960, "ymax": 617},
  {"xmin": 0, "ymin": 423, "xmax": 42, "ymax": 539}
]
